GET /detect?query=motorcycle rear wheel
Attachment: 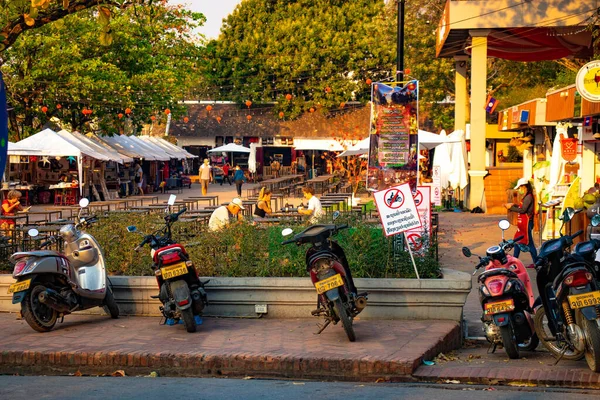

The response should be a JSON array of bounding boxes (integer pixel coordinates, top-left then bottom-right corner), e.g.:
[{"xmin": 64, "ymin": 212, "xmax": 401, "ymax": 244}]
[
  {"xmin": 575, "ymin": 310, "xmax": 600, "ymax": 372},
  {"xmin": 533, "ymin": 306, "xmax": 583, "ymax": 361},
  {"xmin": 499, "ymin": 324, "xmax": 519, "ymax": 359},
  {"xmin": 181, "ymin": 307, "xmax": 197, "ymax": 333},
  {"xmin": 102, "ymin": 286, "xmax": 120, "ymax": 319},
  {"xmin": 22, "ymin": 284, "xmax": 58, "ymax": 332},
  {"xmin": 333, "ymin": 298, "xmax": 355, "ymax": 342}
]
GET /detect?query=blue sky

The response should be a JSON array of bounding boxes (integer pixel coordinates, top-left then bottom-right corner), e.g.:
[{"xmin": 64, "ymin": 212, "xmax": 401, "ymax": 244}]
[{"xmin": 172, "ymin": 0, "xmax": 243, "ymax": 39}]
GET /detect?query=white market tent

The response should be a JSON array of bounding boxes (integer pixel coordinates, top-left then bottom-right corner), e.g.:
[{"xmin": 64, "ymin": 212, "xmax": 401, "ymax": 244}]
[
  {"xmin": 337, "ymin": 137, "xmax": 369, "ymax": 157},
  {"xmin": 418, "ymin": 129, "xmax": 460, "ymax": 150},
  {"xmin": 293, "ymin": 139, "xmax": 345, "ymax": 152},
  {"xmin": 8, "ymin": 128, "xmax": 103, "ymax": 195},
  {"xmin": 55, "ymin": 130, "xmax": 111, "ymax": 162},
  {"xmin": 71, "ymin": 131, "xmax": 133, "ymax": 164},
  {"xmin": 140, "ymin": 136, "xmax": 196, "ymax": 159},
  {"xmin": 127, "ymin": 135, "xmax": 172, "ymax": 161},
  {"xmin": 208, "ymin": 143, "xmax": 251, "ymax": 154},
  {"xmin": 98, "ymin": 135, "xmax": 164, "ymax": 161}
]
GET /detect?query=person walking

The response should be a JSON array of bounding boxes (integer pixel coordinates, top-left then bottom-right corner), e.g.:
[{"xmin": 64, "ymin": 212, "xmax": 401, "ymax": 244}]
[
  {"xmin": 505, "ymin": 177, "xmax": 538, "ymax": 267},
  {"xmin": 298, "ymin": 185, "xmax": 324, "ymax": 224},
  {"xmin": 221, "ymin": 162, "xmax": 232, "ymax": 186},
  {"xmin": 208, "ymin": 198, "xmax": 245, "ymax": 231},
  {"xmin": 233, "ymin": 165, "xmax": 246, "ymax": 197},
  {"xmin": 254, "ymin": 187, "xmax": 272, "ymax": 218},
  {"xmin": 134, "ymin": 163, "xmax": 144, "ymax": 195},
  {"xmin": 199, "ymin": 158, "xmax": 212, "ymax": 196}
]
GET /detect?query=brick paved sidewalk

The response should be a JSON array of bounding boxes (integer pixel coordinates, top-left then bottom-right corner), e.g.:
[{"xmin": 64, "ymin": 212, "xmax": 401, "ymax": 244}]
[
  {"xmin": 413, "ymin": 340, "xmax": 600, "ymax": 389},
  {"xmin": 0, "ymin": 313, "xmax": 459, "ymax": 381}
]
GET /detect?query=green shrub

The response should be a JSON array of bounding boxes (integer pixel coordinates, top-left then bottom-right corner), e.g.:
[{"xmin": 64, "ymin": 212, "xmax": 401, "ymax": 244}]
[{"xmin": 21, "ymin": 213, "xmax": 441, "ymax": 279}]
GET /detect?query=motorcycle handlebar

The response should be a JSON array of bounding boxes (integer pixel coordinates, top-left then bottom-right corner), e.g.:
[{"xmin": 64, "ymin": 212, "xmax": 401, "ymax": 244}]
[
  {"xmin": 281, "ymin": 238, "xmax": 296, "ymax": 245},
  {"xmin": 570, "ymin": 230, "xmax": 584, "ymax": 240},
  {"xmin": 513, "ymin": 235, "xmax": 525, "ymax": 243},
  {"xmin": 39, "ymin": 236, "xmax": 56, "ymax": 248}
]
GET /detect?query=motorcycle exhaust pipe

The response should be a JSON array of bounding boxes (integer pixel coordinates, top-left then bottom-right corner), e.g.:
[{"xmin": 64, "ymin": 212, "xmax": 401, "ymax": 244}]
[
  {"xmin": 38, "ymin": 289, "xmax": 71, "ymax": 313},
  {"xmin": 355, "ymin": 296, "xmax": 367, "ymax": 312}
]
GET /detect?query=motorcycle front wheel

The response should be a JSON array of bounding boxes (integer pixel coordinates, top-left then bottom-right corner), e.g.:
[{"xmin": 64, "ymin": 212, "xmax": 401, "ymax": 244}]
[
  {"xmin": 333, "ymin": 298, "xmax": 355, "ymax": 342},
  {"xmin": 499, "ymin": 324, "xmax": 519, "ymax": 359},
  {"xmin": 22, "ymin": 284, "xmax": 58, "ymax": 332},
  {"xmin": 533, "ymin": 306, "xmax": 583, "ymax": 360},
  {"xmin": 180, "ymin": 307, "xmax": 197, "ymax": 333},
  {"xmin": 575, "ymin": 310, "xmax": 600, "ymax": 372}
]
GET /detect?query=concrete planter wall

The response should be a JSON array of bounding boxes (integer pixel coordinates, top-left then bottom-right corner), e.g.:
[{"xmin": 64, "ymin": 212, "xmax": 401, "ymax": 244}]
[{"xmin": 0, "ymin": 268, "xmax": 471, "ymax": 321}]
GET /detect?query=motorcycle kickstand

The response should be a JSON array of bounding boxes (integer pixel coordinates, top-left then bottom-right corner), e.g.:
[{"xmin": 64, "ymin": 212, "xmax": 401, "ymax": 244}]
[
  {"xmin": 553, "ymin": 345, "xmax": 569, "ymax": 366},
  {"xmin": 315, "ymin": 319, "xmax": 331, "ymax": 335},
  {"xmin": 487, "ymin": 343, "xmax": 497, "ymax": 354}
]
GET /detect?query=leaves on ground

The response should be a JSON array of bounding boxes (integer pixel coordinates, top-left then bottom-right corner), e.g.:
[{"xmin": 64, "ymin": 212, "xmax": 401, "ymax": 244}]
[{"xmin": 111, "ymin": 370, "xmax": 126, "ymax": 377}]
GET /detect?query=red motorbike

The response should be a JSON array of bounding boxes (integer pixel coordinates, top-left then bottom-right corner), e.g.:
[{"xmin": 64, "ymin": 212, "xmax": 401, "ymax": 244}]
[
  {"xmin": 462, "ymin": 219, "xmax": 538, "ymax": 358},
  {"xmin": 127, "ymin": 203, "xmax": 207, "ymax": 333}
]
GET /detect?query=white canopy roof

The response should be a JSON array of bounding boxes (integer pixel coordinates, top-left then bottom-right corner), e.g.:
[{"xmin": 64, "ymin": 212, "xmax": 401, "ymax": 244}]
[
  {"xmin": 140, "ymin": 136, "xmax": 196, "ymax": 159},
  {"xmin": 55, "ymin": 130, "xmax": 111, "ymax": 161},
  {"xmin": 338, "ymin": 137, "xmax": 370, "ymax": 157},
  {"xmin": 418, "ymin": 129, "xmax": 460, "ymax": 150},
  {"xmin": 127, "ymin": 135, "xmax": 172, "ymax": 161},
  {"xmin": 208, "ymin": 143, "xmax": 251, "ymax": 153},
  {"xmin": 97, "ymin": 135, "xmax": 165, "ymax": 161},
  {"xmin": 71, "ymin": 131, "xmax": 133, "ymax": 164},
  {"xmin": 293, "ymin": 139, "xmax": 345, "ymax": 152},
  {"xmin": 10, "ymin": 128, "xmax": 89, "ymax": 158}
]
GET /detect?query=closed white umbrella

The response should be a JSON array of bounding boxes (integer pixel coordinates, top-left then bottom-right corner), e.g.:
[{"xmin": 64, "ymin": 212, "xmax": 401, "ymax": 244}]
[
  {"xmin": 207, "ymin": 143, "xmax": 251, "ymax": 154},
  {"xmin": 447, "ymin": 129, "xmax": 468, "ymax": 190},
  {"xmin": 248, "ymin": 143, "xmax": 257, "ymax": 174},
  {"xmin": 432, "ymin": 130, "xmax": 451, "ymax": 189},
  {"xmin": 547, "ymin": 128, "xmax": 565, "ymax": 196}
]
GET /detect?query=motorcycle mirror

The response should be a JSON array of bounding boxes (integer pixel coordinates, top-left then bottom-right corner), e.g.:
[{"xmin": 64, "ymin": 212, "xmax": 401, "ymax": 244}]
[
  {"xmin": 126, "ymin": 225, "xmax": 137, "ymax": 233},
  {"xmin": 592, "ymin": 214, "xmax": 600, "ymax": 227},
  {"xmin": 332, "ymin": 211, "xmax": 340, "ymax": 220},
  {"xmin": 518, "ymin": 244, "xmax": 530, "ymax": 253},
  {"xmin": 498, "ymin": 219, "xmax": 510, "ymax": 230},
  {"xmin": 79, "ymin": 198, "xmax": 90, "ymax": 208},
  {"xmin": 282, "ymin": 228, "xmax": 293, "ymax": 237},
  {"xmin": 27, "ymin": 228, "xmax": 39, "ymax": 238},
  {"xmin": 560, "ymin": 207, "xmax": 575, "ymax": 222},
  {"xmin": 167, "ymin": 194, "xmax": 177, "ymax": 206},
  {"xmin": 462, "ymin": 247, "xmax": 472, "ymax": 257}
]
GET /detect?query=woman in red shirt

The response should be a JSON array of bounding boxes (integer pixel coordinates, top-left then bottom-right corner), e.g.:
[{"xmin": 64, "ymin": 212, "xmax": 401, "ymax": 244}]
[{"xmin": 1, "ymin": 190, "xmax": 25, "ymax": 232}]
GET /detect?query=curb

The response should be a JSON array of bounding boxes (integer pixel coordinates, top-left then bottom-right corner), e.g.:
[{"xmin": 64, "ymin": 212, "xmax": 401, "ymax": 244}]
[{"xmin": 0, "ymin": 320, "xmax": 461, "ymax": 381}]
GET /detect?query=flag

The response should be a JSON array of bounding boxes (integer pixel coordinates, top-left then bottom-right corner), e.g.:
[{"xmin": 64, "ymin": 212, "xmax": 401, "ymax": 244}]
[
  {"xmin": 0, "ymin": 72, "xmax": 8, "ymax": 175},
  {"xmin": 584, "ymin": 116, "xmax": 592, "ymax": 126},
  {"xmin": 485, "ymin": 95, "xmax": 499, "ymax": 114}
]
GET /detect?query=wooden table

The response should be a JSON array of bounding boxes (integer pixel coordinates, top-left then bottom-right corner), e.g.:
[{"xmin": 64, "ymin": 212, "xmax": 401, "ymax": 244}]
[
  {"xmin": 126, "ymin": 195, "xmax": 159, "ymax": 205},
  {"xmin": 260, "ymin": 175, "xmax": 304, "ymax": 193},
  {"xmin": 186, "ymin": 196, "xmax": 219, "ymax": 207},
  {"xmin": 18, "ymin": 210, "xmax": 62, "ymax": 223},
  {"xmin": 306, "ymin": 175, "xmax": 334, "ymax": 194},
  {"xmin": 45, "ymin": 206, "xmax": 79, "ymax": 219},
  {"xmin": 129, "ymin": 205, "xmax": 170, "ymax": 213}
]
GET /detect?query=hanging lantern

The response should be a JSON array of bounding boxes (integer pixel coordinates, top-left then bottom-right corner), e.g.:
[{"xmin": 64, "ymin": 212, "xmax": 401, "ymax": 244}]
[
  {"xmin": 245, "ymin": 100, "xmax": 252, "ymax": 108},
  {"xmin": 325, "ymin": 87, "xmax": 331, "ymax": 93},
  {"xmin": 150, "ymin": 115, "xmax": 156, "ymax": 121},
  {"xmin": 405, "ymin": 68, "xmax": 411, "ymax": 75},
  {"xmin": 340, "ymin": 102, "xmax": 346, "ymax": 108},
  {"xmin": 41, "ymin": 106, "xmax": 48, "ymax": 113},
  {"xmin": 164, "ymin": 108, "xmax": 171, "ymax": 115},
  {"xmin": 285, "ymin": 94, "xmax": 292, "ymax": 101},
  {"xmin": 206, "ymin": 105, "xmax": 213, "ymax": 112},
  {"xmin": 309, "ymin": 107, "xmax": 315, "ymax": 113},
  {"xmin": 366, "ymin": 78, "xmax": 372, "ymax": 85},
  {"xmin": 246, "ymin": 115, "xmax": 252, "ymax": 122},
  {"xmin": 118, "ymin": 113, "xmax": 124, "ymax": 119},
  {"xmin": 183, "ymin": 116, "xmax": 189, "ymax": 123},
  {"xmin": 82, "ymin": 108, "xmax": 88, "ymax": 115},
  {"xmin": 216, "ymin": 116, "xmax": 222, "ymax": 123},
  {"xmin": 56, "ymin": 104, "xmax": 62, "ymax": 110},
  {"xmin": 125, "ymin": 108, "xmax": 132, "ymax": 115},
  {"xmin": 279, "ymin": 111, "xmax": 284, "ymax": 118}
]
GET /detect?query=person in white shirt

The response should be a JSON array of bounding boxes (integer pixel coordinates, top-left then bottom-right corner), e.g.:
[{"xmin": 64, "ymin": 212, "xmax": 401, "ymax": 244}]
[
  {"xmin": 298, "ymin": 186, "xmax": 324, "ymax": 224},
  {"xmin": 199, "ymin": 158, "xmax": 213, "ymax": 196},
  {"xmin": 208, "ymin": 197, "xmax": 245, "ymax": 231}
]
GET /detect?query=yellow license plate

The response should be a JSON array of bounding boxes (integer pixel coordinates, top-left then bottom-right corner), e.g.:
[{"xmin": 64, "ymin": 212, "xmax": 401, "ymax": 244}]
[
  {"xmin": 484, "ymin": 299, "xmax": 515, "ymax": 315},
  {"xmin": 315, "ymin": 273, "xmax": 344, "ymax": 295},
  {"xmin": 160, "ymin": 263, "xmax": 188, "ymax": 279},
  {"xmin": 7, "ymin": 279, "xmax": 31, "ymax": 294},
  {"xmin": 568, "ymin": 291, "xmax": 600, "ymax": 309}
]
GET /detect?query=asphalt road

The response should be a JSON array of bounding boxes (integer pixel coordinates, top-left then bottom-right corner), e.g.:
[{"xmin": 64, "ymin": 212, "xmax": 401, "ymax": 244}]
[{"xmin": 0, "ymin": 376, "xmax": 598, "ymax": 400}]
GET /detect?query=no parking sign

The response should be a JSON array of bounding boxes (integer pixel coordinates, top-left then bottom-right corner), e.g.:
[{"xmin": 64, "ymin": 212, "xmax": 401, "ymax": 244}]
[
  {"xmin": 373, "ymin": 183, "xmax": 422, "ymax": 237},
  {"xmin": 406, "ymin": 186, "xmax": 432, "ymax": 252}
]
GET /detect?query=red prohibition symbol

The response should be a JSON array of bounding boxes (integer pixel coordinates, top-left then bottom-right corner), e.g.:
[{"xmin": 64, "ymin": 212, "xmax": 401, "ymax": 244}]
[
  {"xmin": 413, "ymin": 190, "xmax": 423, "ymax": 206},
  {"xmin": 384, "ymin": 188, "xmax": 404, "ymax": 209},
  {"xmin": 406, "ymin": 233, "xmax": 423, "ymax": 250}
]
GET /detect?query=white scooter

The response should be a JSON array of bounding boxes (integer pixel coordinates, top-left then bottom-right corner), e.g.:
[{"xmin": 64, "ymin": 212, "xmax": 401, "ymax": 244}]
[{"xmin": 8, "ymin": 198, "xmax": 119, "ymax": 332}]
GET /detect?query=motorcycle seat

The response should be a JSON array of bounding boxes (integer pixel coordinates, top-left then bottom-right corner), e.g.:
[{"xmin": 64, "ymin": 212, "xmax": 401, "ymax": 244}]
[
  {"xmin": 10, "ymin": 250, "xmax": 65, "ymax": 262},
  {"xmin": 477, "ymin": 268, "xmax": 518, "ymax": 283}
]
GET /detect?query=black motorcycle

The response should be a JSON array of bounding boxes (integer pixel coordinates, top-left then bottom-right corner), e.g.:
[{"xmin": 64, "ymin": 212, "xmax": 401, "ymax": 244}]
[
  {"xmin": 281, "ymin": 220, "xmax": 367, "ymax": 341},
  {"xmin": 534, "ymin": 207, "xmax": 600, "ymax": 371},
  {"xmin": 127, "ymin": 206, "xmax": 208, "ymax": 333}
]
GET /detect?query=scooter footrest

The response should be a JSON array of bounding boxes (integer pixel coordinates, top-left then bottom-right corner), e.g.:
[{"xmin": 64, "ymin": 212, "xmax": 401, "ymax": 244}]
[{"xmin": 150, "ymin": 295, "xmax": 160, "ymax": 299}]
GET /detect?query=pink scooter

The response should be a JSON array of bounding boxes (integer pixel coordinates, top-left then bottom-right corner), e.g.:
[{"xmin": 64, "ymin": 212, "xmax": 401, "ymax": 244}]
[{"xmin": 462, "ymin": 219, "xmax": 539, "ymax": 359}]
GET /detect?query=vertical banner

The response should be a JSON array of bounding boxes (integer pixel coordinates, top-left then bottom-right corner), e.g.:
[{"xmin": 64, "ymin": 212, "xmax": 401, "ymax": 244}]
[
  {"xmin": 367, "ymin": 80, "xmax": 419, "ymax": 193},
  {"xmin": 431, "ymin": 166, "xmax": 441, "ymax": 206},
  {"xmin": 0, "ymin": 72, "xmax": 8, "ymax": 176},
  {"xmin": 405, "ymin": 186, "xmax": 431, "ymax": 253}
]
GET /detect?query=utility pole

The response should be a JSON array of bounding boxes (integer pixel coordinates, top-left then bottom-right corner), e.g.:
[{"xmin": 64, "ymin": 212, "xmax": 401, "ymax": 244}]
[{"xmin": 396, "ymin": 0, "xmax": 405, "ymax": 83}]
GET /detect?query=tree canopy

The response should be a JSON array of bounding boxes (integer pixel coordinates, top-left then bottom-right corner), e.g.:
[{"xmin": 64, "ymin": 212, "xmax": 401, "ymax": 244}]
[{"xmin": 1, "ymin": 1, "xmax": 206, "ymax": 140}]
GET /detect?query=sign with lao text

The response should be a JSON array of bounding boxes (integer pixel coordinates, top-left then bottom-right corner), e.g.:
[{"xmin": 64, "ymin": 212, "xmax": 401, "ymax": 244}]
[
  {"xmin": 431, "ymin": 166, "xmax": 441, "ymax": 206},
  {"xmin": 373, "ymin": 182, "xmax": 422, "ymax": 237},
  {"xmin": 406, "ymin": 186, "xmax": 432, "ymax": 253}
]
